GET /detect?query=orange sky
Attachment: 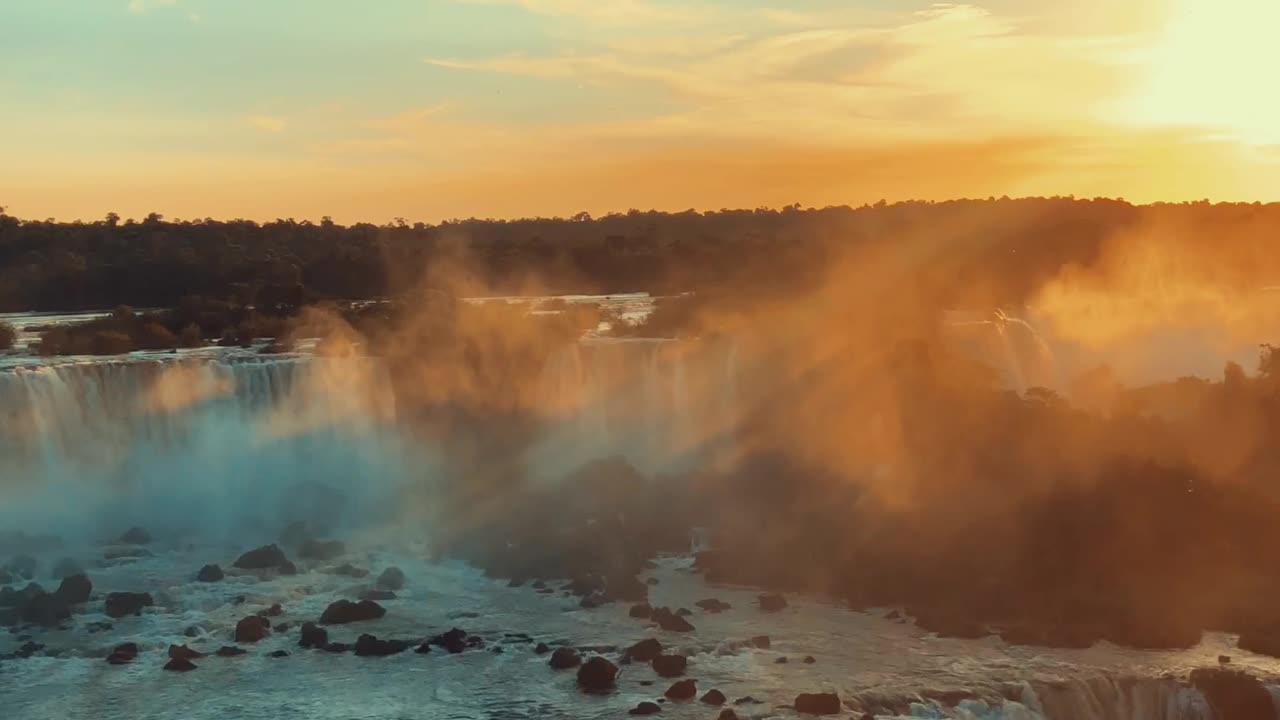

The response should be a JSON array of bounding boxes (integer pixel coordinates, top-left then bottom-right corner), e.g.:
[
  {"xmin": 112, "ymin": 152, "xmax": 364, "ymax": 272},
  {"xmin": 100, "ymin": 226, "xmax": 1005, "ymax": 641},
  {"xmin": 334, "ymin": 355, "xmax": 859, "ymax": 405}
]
[{"xmin": 2, "ymin": 0, "xmax": 1278, "ymax": 222}]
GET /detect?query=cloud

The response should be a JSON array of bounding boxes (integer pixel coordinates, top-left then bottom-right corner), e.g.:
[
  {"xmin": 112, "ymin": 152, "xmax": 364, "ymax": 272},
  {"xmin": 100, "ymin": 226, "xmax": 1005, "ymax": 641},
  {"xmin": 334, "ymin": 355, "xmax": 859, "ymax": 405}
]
[
  {"xmin": 127, "ymin": 0, "xmax": 178, "ymax": 14},
  {"xmin": 249, "ymin": 115, "xmax": 288, "ymax": 133},
  {"xmin": 453, "ymin": 0, "xmax": 703, "ymax": 24}
]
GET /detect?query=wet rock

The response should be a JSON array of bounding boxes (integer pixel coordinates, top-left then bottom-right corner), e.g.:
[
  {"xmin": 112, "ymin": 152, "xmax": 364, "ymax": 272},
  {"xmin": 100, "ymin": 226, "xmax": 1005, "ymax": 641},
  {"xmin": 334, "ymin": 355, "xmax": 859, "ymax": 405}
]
[
  {"xmin": 717, "ymin": 710, "xmax": 740, "ymax": 720},
  {"xmin": 233, "ymin": 544, "xmax": 290, "ymax": 571},
  {"xmin": 319, "ymin": 599, "xmax": 385, "ymax": 625},
  {"xmin": 104, "ymin": 591, "xmax": 154, "ymax": 618},
  {"xmin": 803, "ymin": 656, "xmax": 817, "ymax": 664},
  {"xmin": 430, "ymin": 628, "xmax": 468, "ymax": 654},
  {"xmin": 758, "ymin": 593, "xmax": 788, "ymax": 612},
  {"xmin": 665, "ymin": 679, "xmax": 697, "ymax": 700},
  {"xmin": 1190, "ymin": 668, "xmax": 1274, "ymax": 720},
  {"xmin": 749, "ymin": 635, "xmax": 771, "ymax": 649},
  {"xmin": 625, "ymin": 638, "xmax": 663, "ymax": 663},
  {"xmin": 576, "ymin": 656, "xmax": 619, "ymax": 692},
  {"xmin": 646, "ymin": 578, "xmax": 659, "ymax": 585},
  {"xmin": 630, "ymin": 603, "xmax": 654, "ymax": 619},
  {"xmin": 675, "ymin": 608, "xmax": 692, "ymax": 617},
  {"xmin": 376, "ymin": 566, "xmax": 406, "ymax": 591},
  {"xmin": 549, "ymin": 646, "xmax": 581, "ymax": 669},
  {"xmin": 87, "ymin": 621, "xmax": 114, "ymax": 633},
  {"xmin": 323, "ymin": 642, "xmax": 351, "ymax": 653},
  {"xmin": 297, "ymin": 539, "xmax": 345, "ymax": 562},
  {"xmin": 360, "ymin": 589, "xmax": 397, "ymax": 601},
  {"xmin": 327, "ymin": 563, "xmax": 369, "ymax": 578},
  {"xmin": 299, "ymin": 622, "xmax": 329, "ymax": 648},
  {"xmin": 56, "ymin": 570, "xmax": 94, "ymax": 603},
  {"xmin": 885, "ymin": 610, "xmax": 901, "ymax": 620},
  {"xmin": 21, "ymin": 590, "xmax": 71, "ymax": 627},
  {"xmin": 532, "ymin": 580, "xmax": 547, "ymax": 589},
  {"xmin": 579, "ymin": 594, "xmax": 604, "ymax": 609},
  {"xmin": 1220, "ymin": 655, "xmax": 1233, "ymax": 664},
  {"xmin": 652, "ymin": 654, "xmax": 688, "ymax": 678},
  {"xmin": 168, "ymin": 644, "xmax": 204, "ymax": 661},
  {"xmin": 164, "ymin": 657, "xmax": 197, "ymax": 672},
  {"xmin": 629, "ymin": 701, "xmax": 662, "ymax": 715},
  {"xmin": 354, "ymin": 633, "xmax": 410, "ymax": 657},
  {"xmin": 50, "ymin": 558, "xmax": 84, "ymax": 580},
  {"xmin": 119, "ymin": 527, "xmax": 152, "ymax": 545},
  {"xmin": 696, "ymin": 599, "xmax": 732, "ymax": 613},
  {"xmin": 702, "ymin": 689, "xmax": 727, "ymax": 705},
  {"xmin": 734, "ymin": 696, "xmax": 762, "ymax": 705},
  {"xmin": 268, "ymin": 650, "xmax": 289, "ymax": 658},
  {"xmin": 258, "ymin": 603, "xmax": 284, "ymax": 618},
  {"xmin": 278, "ymin": 560, "xmax": 298, "ymax": 576},
  {"xmin": 415, "ymin": 642, "xmax": 432, "ymax": 654},
  {"xmin": 652, "ymin": 607, "xmax": 695, "ymax": 632},
  {"xmin": 235, "ymin": 616, "xmax": 270, "ymax": 643},
  {"xmin": 534, "ymin": 642, "xmax": 551, "ymax": 655},
  {"xmin": 11, "ymin": 640, "xmax": 44, "ymax": 659},
  {"xmin": 216, "ymin": 646, "xmax": 247, "ymax": 657},
  {"xmin": 795, "ymin": 692, "xmax": 842, "ymax": 715},
  {"xmin": 775, "ymin": 657, "xmax": 789, "ymax": 664},
  {"xmin": 196, "ymin": 564, "xmax": 224, "ymax": 582}
]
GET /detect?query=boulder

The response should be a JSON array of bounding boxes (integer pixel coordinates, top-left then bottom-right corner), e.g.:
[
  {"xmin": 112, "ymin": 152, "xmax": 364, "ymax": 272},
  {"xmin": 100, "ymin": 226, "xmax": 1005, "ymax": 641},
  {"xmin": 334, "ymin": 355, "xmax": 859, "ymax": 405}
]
[
  {"xmin": 625, "ymin": 638, "xmax": 664, "ymax": 663},
  {"xmin": 323, "ymin": 642, "xmax": 351, "ymax": 653},
  {"xmin": 233, "ymin": 544, "xmax": 290, "ymax": 570},
  {"xmin": 576, "ymin": 656, "xmax": 619, "ymax": 692},
  {"xmin": 376, "ymin": 566, "xmax": 406, "ymax": 591},
  {"xmin": 258, "ymin": 603, "xmax": 284, "ymax": 618},
  {"xmin": 216, "ymin": 646, "xmax": 247, "ymax": 657},
  {"xmin": 717, "ymin": 710, "xmax": 740, "ymax": 720},
  {"xmin": 665, "ymin": 679, "xmax": 697, "ymax": 700},
  {"xmin": 652, "ymin": 607, "xmax": 695, "ymax": 632},
  {"xmin": 750, "ymin": 635, "xmax": 771, "ymax": 649},
  {"xmin": 278, "ymin": 560, "xmax": 298, "ymax": 576},
  {"xmin": 164, "ymin": 657, "xmax": 197, "ymax": 672},
  {"xmin": 534, "ymin": 642, "xmax": 551, "ymax": 655},
  {"xmin": 297, "ymin": 539, "xmax": 345, "ymax": 562},
  {"xmin": 354, "ymin": 633, "xmax": 410, "ymax": 657},
  {"xmin": 21, "ymin": 590, "xmax": 71, "ymax": 627},
  {"xmin": 775, "ymin": 657, "xmax": 789, "ymax": 664},
  {"xmin": 629, "ymin": 701, "xmax": 662, "ymax": 715},
  {"xmin": 549, "ymin": 646, "xmax": 581, "ymax": 669},
  {"xmin": 758, "ymin": 594, "xmax": 788, "ymax": 612},
  {"xmin": 696, "ymin": 599, "xmax": 732, "ymax": 613},
  {"xmin": 54, "ymin": 574, "xmax": 91, "ymax": 604},
  {"xmin": 196, "ymin": 564, "xmax": 224, "ymax": 582},
  {"xmin": 50, "ymin": 557, "xmax": 84, "ymax": 580},
  {"xmin": 652, "ymin": 654, "xmax": 688, "ymax": 678},
  {"xmin": 415, "ymin": 642, "xmax": 432, "ymax": 654},
  {"xmin": 630, "ymin": 603, "xmax": 654, "ymax": 619},
  {"xmin": 106, "ymin": 642, "xmax": 139, "ymax": 665},
  {"xmin": 702, "ymin": 689, "xmax": 727, "ymax": 705},
  {"xmin": 319, "ymin": 599, "xmax": 385, "ymax": 625},
  {"xmin": 1190, "ymin": 668, "xmax": 1274, "ymax": 720},
  {"xmin": 803, "ymin": 656, "xmax": 817, "ymax": 664},
  {"xmin": 235, "ymin": 616, "xmax": 270, "ymax": 643},
  {"xmin": 119, "ymin": 527, "xmax": 152, "ymax": 545},
  {"xmin": 430, "ymin": 628, "xmax": 468, "ymax": 654},
  {"xmin": 299, "ymin": 622, "xmax": 328, "ymax": 648},
  {"xmin": 168, "ymin": 644, "xmax": 204, "ymax": 661},
  {"xmin": 795, "ymin": 693, "xmax": 842, "ymax": 715},
  {"xmin": 268, "ymin": 650, "xmax": 289, "ymax": 658},
  {"xmin": 104, "ymin": 591, "xmax": 154, "ymax": 618}
]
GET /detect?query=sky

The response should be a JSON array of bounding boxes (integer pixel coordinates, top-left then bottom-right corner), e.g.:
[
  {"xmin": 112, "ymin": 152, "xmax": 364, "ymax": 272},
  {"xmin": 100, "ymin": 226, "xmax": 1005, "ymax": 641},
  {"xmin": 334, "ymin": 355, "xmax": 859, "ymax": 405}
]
[{"xmin": 2, "ymin": 0, "xmax": 1279, "ymax": 222}]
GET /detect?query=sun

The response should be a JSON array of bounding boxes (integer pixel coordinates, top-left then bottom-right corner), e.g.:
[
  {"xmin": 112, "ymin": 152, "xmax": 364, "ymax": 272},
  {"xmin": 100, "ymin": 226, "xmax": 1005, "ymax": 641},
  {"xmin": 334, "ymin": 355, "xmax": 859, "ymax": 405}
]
[{"xmin": 1120, "ymin": 0, "xmax": 1280, "ymax": 146}]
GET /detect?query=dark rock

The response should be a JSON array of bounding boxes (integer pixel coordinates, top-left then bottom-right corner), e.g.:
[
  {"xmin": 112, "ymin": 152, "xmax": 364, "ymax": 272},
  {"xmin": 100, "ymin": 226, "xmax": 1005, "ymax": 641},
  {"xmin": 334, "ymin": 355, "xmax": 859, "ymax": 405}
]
[
  {"xmin": 1190, "ymin": 668, "xmax": 1274, "ymax": 720},
  {"xmin": 1220, "ymin": 655, "xmax": 1233, "ymax": 664},
  {"xmin": 750, "ymin": 635, "xmax": 771, "ymax": 649},
  {"xmin": 415, "ymin": 642, "xmax": 432, "ymax": 654},
  {"xmin": 630, "ymin": 603, "xmax": 654, "ymax": 619},
  {"xmin": 232, "ymin": 595, "xmax": 246, "ymax": 605},
  {"xmin": 268, "ymin": 650, "xmax": 289, "ymax": 658},
  {"xmin": 675, "ymin": 608, "xmax": 692, "ymax": 617},
  {"xmin": 665, "ymin": 679, "xmax": 697, "ymax": 700},
  {"xmin": 696, "ymin": 599, "xmax": 732, "ymax": 613},
  {"xmin": 534, "ymin": 642, "xmax": 551, "ymax": 655},
  {"xmin": 104, "ymin": 591, "xmax": 153, "ymax": 618},
  {"xmin": 646, "ymin": 578, "xmax": 659, "ymax": 585},
  {"xmin": 795, "ymin": 693, "xmax": 842, "ymax": 715},
  {"xmin": 21, "ymin": 590, "xmax": 71, "ymax": 627},
  {"xmin": 579, "ymin": 594, "xmax": 603, "ymax": 609},
  {"xmin": 376, "ymin": 566, "xmax": 406, "ymax": 590},
  {"xmin": 323, "ymin": 642, "xmax": 351, "ymax": 653},
  {"xmin": 196, "ymin": 564, "xmax": 224, "ymax": 582},
  {"xmin": 164, "ymin": 657, "xmax": 197, "ymax": 672},
  {"xmin": 652, "ymin": 654, "xmax": 688, "ymax": 678},
  {"xmin": 803, "ymin": 656, "xmax": 816, "ymax": 664},
  {"xmin": 549, "ymin": 646, "xmax": 581, "ymax": 669},
  {"xmin": 87, "ymin": 621, "xmax": 114, "ymax": 633},
  {"xmin": 758, "ymin": 594, "xmax": 788, "ymax": 612},
  {"xmin": 430, "ymin": 628, "xmax": 468, "ymax": 654},
  {"xmin": 233, "ymin": 544, "xmax": 290, "ymax": 570},
  {"xmin": 184, "ymin": 626, "xmax": 203, "ymax": 638},
  {"xmin": 776, "ymin": 657, "xmax": 789, "ymax": 664},
  {"xmin": 107, "ymin": 642, "xmax": 139, "ymax": 665},
  {"xmin": 50, "ymin": 558, "xmax": 84, "ymax": 580},
  {"xmin": 532, "ymin": 580, "xmax": 546, "ymax": 589},
  {"xmin": 361, "ymin": 589, "xmax": 397, "ymax": 601},
  {"xmin": 258, "ymin": 603, "xmax": 284, "ymax": 618},
  {"xmin": 235, "ymin": 616, "xmax": 270, "ymax": 643},
  {"xmin": 885, "ymin": 610, "xmax": 901, "ymax": 620},
  {"xmin": 507, "ymin": 577, "xmax": 525, "ymax": 587},
  {"xmin": 319, "ymin": 599, "xmax": 385, "ymax": 624},
  {"xmin": 702, "ymin": 689, "xmax": 727, "ymax": 705},
  {"xmin": 298, "ymin": 539, "xmax": 345, "ymax": 562},
  {"xmin": 299, "ymin": 622, "xmax": 328, "ymax": 648},
  {"xmin": 354, "ymin": 633, "xmax": 410, "ymax": 657},
  {"xmin": 13, "ymin": 640, "xmax": 44, "ymax": 658},
  {"xmin": 640, "ymin": 681, "xmax": 654, "ymax": 687},
  {"xmin": 629, "ymin": 701, "xmax": 662, "ymax": 715},
  {"xmin": 717, "ymin": 710, "xmax": 740, "ymax": 720},
  {"xmin": 328, "ymin": 563, "xmax": 369, "ymax": 578},
  {"xmin": 275, "ymin": 622, "xmax": 291, "ymax": 633},
  {"xmin": 576, "ymin": 656, "xmax": 619, "ymax": 692},
  {"xmin": 216, "ymin": 646, "xmax": 247, "ymax": 657},
  {"xmin": 652, "ymin": 607, "xmax": 695, "ymax": 632},
  {"xmin": 625, "ymin": 638, "xmax": 664, "ymax": 663},
  {"xmin": 734, "ymin": 696, "xmax": 762, "ymax": 705},
  {"xmin": 119, "ymin": 527, "xmax": 152, "ymax": 545},
  {"xmin": 278, "ymin": 560, "xmax": 298, "ymax": 576},
  {"xmin": 168, "ymin": 644, "xmax": 204, "ymax": 661}
]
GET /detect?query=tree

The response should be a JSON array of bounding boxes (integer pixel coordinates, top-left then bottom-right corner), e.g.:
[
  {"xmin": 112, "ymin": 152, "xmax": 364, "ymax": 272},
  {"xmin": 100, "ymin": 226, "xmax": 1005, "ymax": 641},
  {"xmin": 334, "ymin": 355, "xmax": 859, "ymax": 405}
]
[{"xmin": 0, "ymin": 322, "xmax": 16, "ymax": 351}]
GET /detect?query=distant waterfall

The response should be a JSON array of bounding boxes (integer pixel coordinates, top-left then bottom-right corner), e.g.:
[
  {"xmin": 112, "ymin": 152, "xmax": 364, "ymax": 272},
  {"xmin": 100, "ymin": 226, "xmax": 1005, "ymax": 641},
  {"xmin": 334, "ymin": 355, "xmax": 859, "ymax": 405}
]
[
  {"xmin": 0, "ymin": 355, "xmax": 414, "ymax": 540},
  {"xmin": 944, "ymin": 309, "xmax": 1060, "ymax": 393}
]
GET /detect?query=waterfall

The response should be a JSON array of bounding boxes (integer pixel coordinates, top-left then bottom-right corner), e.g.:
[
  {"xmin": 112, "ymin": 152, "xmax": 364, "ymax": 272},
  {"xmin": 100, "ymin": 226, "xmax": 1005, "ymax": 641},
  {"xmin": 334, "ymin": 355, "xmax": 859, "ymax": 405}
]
[
  {"xmin": 944, "ymin": 309, "xmax": 1060, "ymax": 393},
  {"xmin": 0, "ymin": 355, "xmax": 415, "ymax": 541}
]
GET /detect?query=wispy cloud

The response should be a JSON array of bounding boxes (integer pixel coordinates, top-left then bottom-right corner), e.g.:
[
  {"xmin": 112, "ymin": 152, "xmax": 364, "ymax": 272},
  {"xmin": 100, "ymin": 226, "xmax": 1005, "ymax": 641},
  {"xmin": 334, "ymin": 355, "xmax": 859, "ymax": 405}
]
[
  {"xmin": 454, "ymin": 0, "xmax": 702, "ymax": 24},
  {"xmin": 127, "ymin": 0, "xmax": 178, "ymax": 15},
  {"xmin": 249, "ymin": 115, "xmax": 288, "ymax": 133}
]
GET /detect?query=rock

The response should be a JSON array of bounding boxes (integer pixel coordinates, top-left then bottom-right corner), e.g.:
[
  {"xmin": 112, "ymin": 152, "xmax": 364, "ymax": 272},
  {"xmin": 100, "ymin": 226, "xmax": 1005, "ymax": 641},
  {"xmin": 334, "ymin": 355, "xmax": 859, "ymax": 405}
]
[
  {"xmin": 1190, "ymin": 668, "xmax": 1274, "ymax": 720},
  {"xmin": 532, "ymin": 580, "xmax": 547, "ymax": 589},
  {"xmin": 696, "ymin": 599, "xmax": 732, "ymax": 613},
  {"xmin": 51, "ymin": 572, "xmax": 90, "ymax": 605},
  {"xmin": 216, "ymin": 646, "xmax": 247, "ymax": 657},
  {"xmin": 168, "ymin": 644, "xmax": 204, "ymax": 661},
  {"xmin": 7, "ymin": 555, "xmax": 37, "ymax": 580},
  {"xmin": 360, "ymin": 589, "xmax": 397, "ymax": 601},
  {"xmin": 758, "ymin": 593, "xmax": 788, "ymax": 612},
  {"xmin": 629, "ymin": 701, "xmax": 662, "ymax": 715},
  {"xmin": 803, "ymin": 655, "xmax": 816, "ymax": 664},
  {"xmin": 549, "ymin": 646, "xmax": 581, "ymax": 669},
  {"xmin": 319, "ymin": 599, "xmax": 385, "ymax": 625},
  {"xmin": 676, "ymin": 608, "xmax": 692, "ymax": 617},
  {"xmin": 702, "ymin": 689, "xmax": 727, "ymax": 705},
  {"xmin": 106, "ymin": 642, "xmax": 139, "ymax": 665},
  {"xmin": 652, "ymin": 607, "xmax": 695, "ymax": 632},
  {"xmin": 164, "ymin": 657, "xmax": 197, "ymax": 672},
  {"xmin": 11, "ymin": 640, "xmax": 44, "ymax": 659},
  {"xmin": 376, "ymin": 566, "xmax": 406, "ymax": 590},
  {"xmin": 1220, "ymin": 655, "xmax": 1233, "ymax": 664},
  {"xmin": 885, "ymin": 610, "xmax": 901, "ymax": 620},
  {"xmin": 323, "ymin": 642, "xmax": 351, "ymax": 653},
  {"xmin": 276, "ymin": 622, "xmax": 291, "ymax": 633},
  {"xmin": 630, "ymin": 603, "xmax": 654, "ymax": 619},
  {"xmin": 278, "ymin": 560, "xmax": 298, "ymax": 576},
  {"xmin": 647, "ymin": 578, "xmax": 659, "ymax": 585},
  {"xmin": 327, "ymin": 563, "xmax": 369, "ymax": 578},
  {"xmin": 268, "ymin": 650, "xmax": 289, "ymax": 658},
  {"xmin": 87, "ymin": 621, "xmax": 114, "ymax": 633},
  {"xmin": 579, "ymin": 594, "xmax": 603, "ymax": 609},
  {"xmin": 196, "ymin": 564, "xmax": 224, "ymax": 582},
  {"xmin": 534, "ymin": 642, "xmax": 551, "ymax": 655},
  {"xmin": 235, "ymin": 616, "xmax": 270, "ymax": 643},
  {"xmin": 299, "ymin": 622, "xmax": 328, "ymax": 648},
  {"xmin": 297, "ymin": 539, "xmax": 345, "ymax": 562},
  {"xmin": 104, "ymin": 591, "xmax": 153, "ymax": 618},
  {"xmin": 415, "ymin": 642, "xmax": 432, "ymax": 654},
  {"xmin": 625, "ymin": 639, "xmax": 664, "ymax": 663},
  {"xmin": 652, "ymin": 654, "xmax": 688, "ymax": 678},
  {"xmin": 258, "ymin": 603, "xmax": 284, "ymax": 618},
  {"xmin": 21, "ymin": 590, "xmax": 71, "ymax": 627},
  {"xmin": 430, "ymin": 628, "xmax": 469, "ymax": 654},
  {"xmin": 50, "ymin": 558, "xmax": 84, "ymax": 580},
  {"xmin": 717, "ymin": 710, "xmax": 740, "ymax": 720},
  {"xmin": 665, "ymin": 679, "xmax": 697, "ymax": 700},
  {"xmin": 750, "ymin": 635, "xmax": 771, "ymax": 649},
  {"xmin": 119, "ymin": 527, "xmax": 152, "ymax": 545},
  {"xmin": 734, "ymin": 696, "xmax": 762, "ymax": 705},
  {"xmin": 795, "ymin": 692, "xmax": 842, "ymax": 715},
  {"xmin": 354, "ymin": 633, "xmax": 410, "ymax": 657},
  {"xmin": 233, "ymin": 544, "xmax": 290, "ymax": 570},
  {"xmin": 775, "ymin": 657, "xmax": 789, "ymax": 664},
  {"xmin": 576, "ymin": 656, "xmax": 619, "ymax": 692}
]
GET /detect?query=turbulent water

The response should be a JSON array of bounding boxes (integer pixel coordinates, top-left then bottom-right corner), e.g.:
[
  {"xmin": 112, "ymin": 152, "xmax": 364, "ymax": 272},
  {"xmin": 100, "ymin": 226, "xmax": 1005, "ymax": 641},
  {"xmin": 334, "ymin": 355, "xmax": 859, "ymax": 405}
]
[{"xmin": 3, "ymin": 310, "xmax": 1280, "ymax": 719}]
